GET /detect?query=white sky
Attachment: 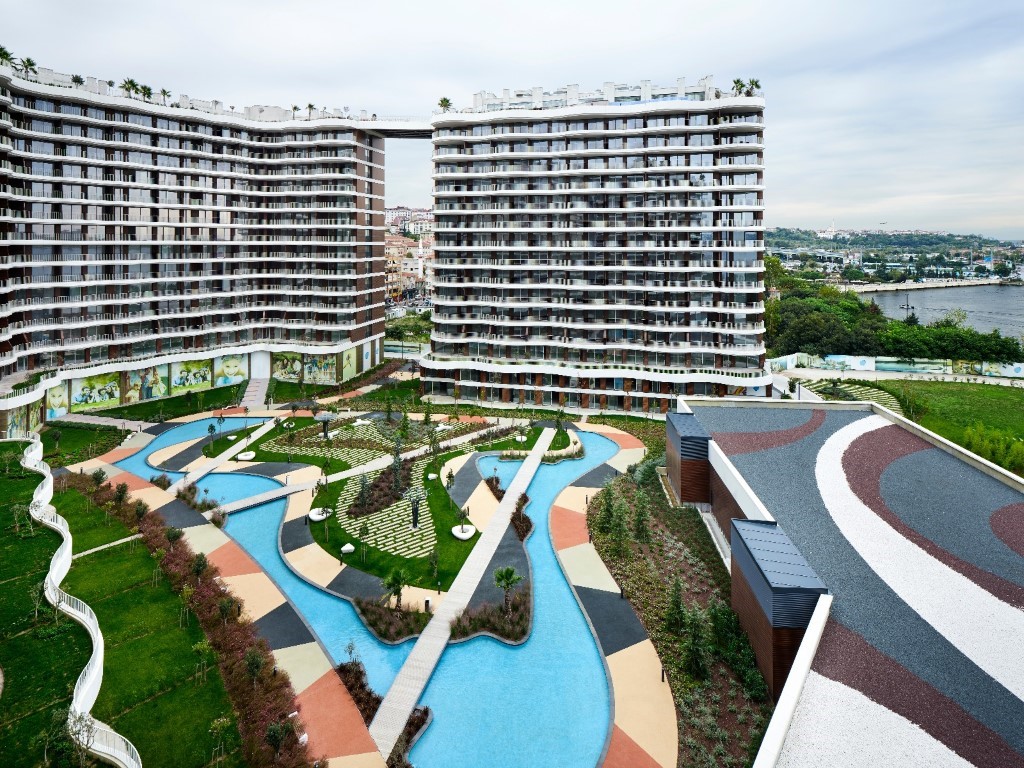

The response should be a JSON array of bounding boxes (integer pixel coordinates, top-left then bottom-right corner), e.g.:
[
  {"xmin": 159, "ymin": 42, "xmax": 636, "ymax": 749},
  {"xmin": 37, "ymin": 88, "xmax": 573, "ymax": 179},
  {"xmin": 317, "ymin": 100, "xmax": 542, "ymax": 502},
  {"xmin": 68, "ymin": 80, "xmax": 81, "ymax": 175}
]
[{"xmin": 4, "ymin": 0, "xmax": 1023, "ymax": 238}]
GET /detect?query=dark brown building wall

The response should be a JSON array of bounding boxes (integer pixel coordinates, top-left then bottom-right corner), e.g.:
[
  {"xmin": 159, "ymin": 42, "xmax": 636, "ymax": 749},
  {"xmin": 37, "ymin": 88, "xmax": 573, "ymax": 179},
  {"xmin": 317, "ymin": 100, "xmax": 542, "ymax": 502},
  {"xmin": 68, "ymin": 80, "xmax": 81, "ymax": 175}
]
[
  {"xmin": 667, "ymin": 430, "xmax": 681, "ymax": 500},
  {"xmin": 711, "ymin": 466, "xmax": 746, "ymax": 535},
  {"xmin": 679, "ymin": 459, "xmax": 710, "ymax": 504}
]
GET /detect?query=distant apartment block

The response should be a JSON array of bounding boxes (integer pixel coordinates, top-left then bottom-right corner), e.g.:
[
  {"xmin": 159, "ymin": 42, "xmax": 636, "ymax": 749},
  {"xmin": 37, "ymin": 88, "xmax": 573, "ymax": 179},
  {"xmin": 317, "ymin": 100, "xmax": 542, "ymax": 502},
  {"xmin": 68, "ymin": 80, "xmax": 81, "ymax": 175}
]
[{"xmin": 421, "ymin": 77, "xmax": 769, "ymax": 410}]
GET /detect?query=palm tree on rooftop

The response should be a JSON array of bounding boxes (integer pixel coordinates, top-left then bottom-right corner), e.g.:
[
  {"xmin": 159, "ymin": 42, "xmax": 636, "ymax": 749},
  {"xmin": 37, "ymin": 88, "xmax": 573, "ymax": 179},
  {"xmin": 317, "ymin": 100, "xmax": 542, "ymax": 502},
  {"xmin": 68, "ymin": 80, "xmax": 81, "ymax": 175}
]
[
  {"xmin": 140, "ymin": 85, "xmax": 153, "ymax": 102},
  {"xmin": 120, "ymin": 78, "xmax": 139, "ymax": 98},
  {"xmin": 160, "ymin": 88, "xmax": 171, "ymax": 106},
  {"xmin": 745, "ymin": 78, "xmax": 761, "ymax": 97},
  {"xmin": 0, "ymin": 46, "xmax": 14, "ymax": 69},
  {"xmin": 18, "ymin": 57, "xmax": 37, "ymax": 76},
  {"xmin": 291, "ymin": 105, "xmax": 299, "ymax": 120},
  {"xmin": 71, "ymin": 74, "xmax": 84, "ymax": 87},
  {"xmin": 437, "ymin": 96, "xmax": 452, "ymax": 113},
  {"xmin": 306, "ymin": 103, "xmax": 315, "ymax": 120},
  {"xmin": 732, "ymin": 78, "xmax": 746, "ymax": 97}
]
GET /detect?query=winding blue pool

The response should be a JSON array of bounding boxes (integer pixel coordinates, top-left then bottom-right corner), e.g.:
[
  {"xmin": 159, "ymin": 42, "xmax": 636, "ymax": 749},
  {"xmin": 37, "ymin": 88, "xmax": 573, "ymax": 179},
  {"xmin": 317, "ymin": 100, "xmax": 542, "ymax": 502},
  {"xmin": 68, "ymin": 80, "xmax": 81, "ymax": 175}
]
[
  {"xmin": 410, "ymin": 431, "xmax": 618, "ymax": 768},
  {"xmin": 117, "ymin": 420, "xmax": 619, "ymax": 767}
]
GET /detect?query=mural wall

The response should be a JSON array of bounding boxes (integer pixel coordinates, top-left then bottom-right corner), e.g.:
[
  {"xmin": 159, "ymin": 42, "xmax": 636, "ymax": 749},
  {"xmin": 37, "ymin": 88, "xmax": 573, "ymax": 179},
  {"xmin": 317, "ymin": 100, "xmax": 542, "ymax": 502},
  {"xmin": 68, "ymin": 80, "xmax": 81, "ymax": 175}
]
[
  {"xmin": 46, "ymin": 381, "xmax": 70, "ymax": 420},
  {"xmin": 170, "ymin": 360, "xmax": 213, "ymax": 394},
  {"xmin": 126, "ymin": 365, "xmax": 170, "ymax": 404},
  {"xmin": 272, "ymin": 352, "xmax": 303, "ymax": 383},
  {"xmin": 341, "ymin": 347, "xmax": 357, "ymax": 383},
  {"xmin": 5, "ymin": 405, "xmax": 27, "ymax": 439},
  {"xmin": 769, "ymin": 353, "xmax": 1024, "ymax": 379},
  {"xmin": 70, "ymin": 372, "xmax": 120, "ymax": 412},
  {"xmin": 303, "ymin": 354, "xmax": 337, "ymax": 385},
  {"xmin": 28, "ymin": 402, "xmax": 42, "ymax": 434},
  {"xmin": 214, "ymin": 354, "xmax": 249, "ymax": 387}
]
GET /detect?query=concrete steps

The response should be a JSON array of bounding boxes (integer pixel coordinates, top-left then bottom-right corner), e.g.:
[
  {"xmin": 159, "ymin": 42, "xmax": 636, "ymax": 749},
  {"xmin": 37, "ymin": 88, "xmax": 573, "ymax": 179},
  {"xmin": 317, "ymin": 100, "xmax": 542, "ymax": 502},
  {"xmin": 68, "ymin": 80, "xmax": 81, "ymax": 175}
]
[{"xmin": 241, "ymin": 378, "xmax": 270, "ymax": 408}]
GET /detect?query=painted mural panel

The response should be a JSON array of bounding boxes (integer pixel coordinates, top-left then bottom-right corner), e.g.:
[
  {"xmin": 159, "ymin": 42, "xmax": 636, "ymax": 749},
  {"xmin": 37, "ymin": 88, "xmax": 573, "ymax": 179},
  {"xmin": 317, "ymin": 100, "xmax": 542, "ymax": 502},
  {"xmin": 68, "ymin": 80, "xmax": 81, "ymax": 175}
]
[
  {"xmin": 272, "ymin": 352, "xmax": 303, "ymax": 382},
  {"xmin": 170, "ymin": 360, "xmax": 212, "ymax": 394},
  {"xmin": 46, "ymin": 381, "xmax": 70, "ymax": 420},
  {"xmin": 214, "ymin": 354, "xmax": 249, "ymax": 387},
  {"xmin": 6, "ymin": 405, "xmax": 27, "ymax": 439},
  {"xmin": 303, "ymin": 354, "xmax": 337, "ymax": 385},
  {"xmin": 875, "ymin": 357, "xmax": 950, "ymax": 374},
  {"xmin": 28, "ymin": 402, "xmax": 42, "ymax": 434},
  {"xmin": 341, "ymin": 347, "xmax": 357, "ymax": 383},
  {"xmin": 125, "ymin": 365, "xmax": 170, "ymax": 404},
  {"xmin": 70, "ymin": 372, "xmax": 121, "ymax": 412}
]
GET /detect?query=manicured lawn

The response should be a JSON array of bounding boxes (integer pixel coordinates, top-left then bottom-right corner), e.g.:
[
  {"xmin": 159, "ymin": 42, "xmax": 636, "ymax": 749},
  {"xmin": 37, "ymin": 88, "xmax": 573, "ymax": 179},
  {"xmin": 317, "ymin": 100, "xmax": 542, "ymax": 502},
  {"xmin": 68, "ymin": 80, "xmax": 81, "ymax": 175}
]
[
  {"xmin": 309, "ymin": 449, "xmax": 479, "ymax": 591},
  {"xmin": 52, "ymin": 488, "xmax": 134, "ymax": 555},
  {"xmin": 0, "ymin": 445, "xmax": 92, "ymax": 768},
  {"xmin": 40, "ymin": 423, "xmax": 126, "ymax": 468},
  {"xmin": 95, "ymin": 382, "xmax": 246, "ymax": 422},
  {"xmin": 549, "ymin": 428, "xmax": 570, "ymax": 451},
  {"xmin": 59, "ymin": 495, "xmax": 245, "ymax": 768},
  {"xmin": 204, "ymin": 422, "xmax": 265, "ymax": 457},
  {"xmin": 872, "ymin": 380, "xmax": 1024, "ymax": 444},
  {"xmin": 474, "ymin": 426, "xmax": 543, "ymax": 453},
  {"xmin": 589, "ymin": 414, "xmax": 667, "ymax": 457}
]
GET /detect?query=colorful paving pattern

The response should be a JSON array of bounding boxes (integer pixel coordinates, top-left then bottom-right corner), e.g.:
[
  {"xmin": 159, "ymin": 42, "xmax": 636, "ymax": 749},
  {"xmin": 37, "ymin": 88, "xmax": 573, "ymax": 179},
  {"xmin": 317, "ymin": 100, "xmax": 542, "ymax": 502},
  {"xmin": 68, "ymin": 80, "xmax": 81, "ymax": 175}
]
[{"xmin": 692, "ymin": 403, "xmax": 1024, "ymax": 767}]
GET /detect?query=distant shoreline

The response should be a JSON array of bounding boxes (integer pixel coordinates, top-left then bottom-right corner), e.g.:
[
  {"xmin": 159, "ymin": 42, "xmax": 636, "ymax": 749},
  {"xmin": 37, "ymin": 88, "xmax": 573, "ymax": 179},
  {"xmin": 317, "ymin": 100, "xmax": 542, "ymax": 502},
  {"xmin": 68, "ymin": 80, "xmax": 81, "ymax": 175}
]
[{"xmin": 847, "ymin": 278, "xmax": 1015, "ymax": 294}]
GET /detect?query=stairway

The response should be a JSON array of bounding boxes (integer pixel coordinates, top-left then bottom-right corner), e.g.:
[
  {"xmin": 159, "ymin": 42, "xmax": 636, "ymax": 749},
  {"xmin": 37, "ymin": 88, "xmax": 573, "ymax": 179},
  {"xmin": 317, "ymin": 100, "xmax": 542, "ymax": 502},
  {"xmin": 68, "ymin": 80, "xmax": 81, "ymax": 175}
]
[{"xmin": 241, "ymin": 378, "xmax": 270, "ymax": 408}]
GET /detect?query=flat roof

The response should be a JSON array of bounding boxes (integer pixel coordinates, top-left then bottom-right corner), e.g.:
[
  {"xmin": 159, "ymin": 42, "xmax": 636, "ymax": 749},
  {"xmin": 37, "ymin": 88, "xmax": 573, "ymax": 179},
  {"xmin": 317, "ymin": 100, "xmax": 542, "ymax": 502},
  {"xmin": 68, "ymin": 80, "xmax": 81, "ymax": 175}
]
[
  {"xmin": 732, "ymin": 519, "xmax": 826, "ymax": 593},
  {"xmin": 666, "ymin": 411, "xmax": 710, "ymax": 439},
  {"xmin": 691, "ymin": 403, "xmax": 1024, "ymax": 766}
]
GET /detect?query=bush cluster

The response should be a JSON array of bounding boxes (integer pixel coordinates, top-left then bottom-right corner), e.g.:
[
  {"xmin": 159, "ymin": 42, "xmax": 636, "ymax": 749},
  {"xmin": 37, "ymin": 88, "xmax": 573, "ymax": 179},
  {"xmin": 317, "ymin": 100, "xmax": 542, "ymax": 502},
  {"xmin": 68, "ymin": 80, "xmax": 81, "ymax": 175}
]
[
  {"xmin": 449, "ymin": 587, "xmax": 531, "ymax": 642},
  {"xmin": 352, "ymin": 598, "xmax": 430, "ymax": 642}
]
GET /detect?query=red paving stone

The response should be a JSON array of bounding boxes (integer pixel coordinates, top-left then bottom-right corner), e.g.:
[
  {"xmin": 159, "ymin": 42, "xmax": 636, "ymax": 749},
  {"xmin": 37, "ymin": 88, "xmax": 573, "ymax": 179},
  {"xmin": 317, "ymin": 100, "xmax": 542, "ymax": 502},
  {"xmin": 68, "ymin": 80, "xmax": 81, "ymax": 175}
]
[
  {"xmin": 991, "ymin": 503, "xmax": 1024, "ymax": 559},
  {"xmin": 340, "ymin": 390, "xmax": 363, "ymax": 399},
  {"xmin": 295, "ymin": 670, "xmax": 377, "ymax": 758},
  {"xmin": 602, "ymin": 724, "xmax": 661, "ymax": 768},
  {"xmin": 116, "ymin": 473, "xmax": 157, "ymax": 492},
  {"xmin": 208, "ymin": 540, "xmax": 262, "ymax": 577},
  {"xmin": 607, "ymin": 432, "xmax": 645, "ymax": 450},
  {"xmin": 218, "ymin": 407, "xmax": 245, "ymax": 416},
  {"xmin": 551, "ymin": 505, "xmax": 589, "ymax": 551},
  {"xmin": 457, "ymin": 415, "xmax": 488, "ymax": 423},
  {"xmin": 98, "ymin": 447, "xmax": 140, "ymax": 463}
]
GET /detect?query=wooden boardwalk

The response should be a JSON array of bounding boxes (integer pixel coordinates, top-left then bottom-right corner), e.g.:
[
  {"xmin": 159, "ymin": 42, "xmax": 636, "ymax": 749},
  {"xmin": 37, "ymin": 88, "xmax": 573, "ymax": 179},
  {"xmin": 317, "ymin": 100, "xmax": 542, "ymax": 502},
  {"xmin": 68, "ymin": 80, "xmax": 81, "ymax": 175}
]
[{"xmin": 367, "ymin": 429, "xmax": 554, "ymax": 759}]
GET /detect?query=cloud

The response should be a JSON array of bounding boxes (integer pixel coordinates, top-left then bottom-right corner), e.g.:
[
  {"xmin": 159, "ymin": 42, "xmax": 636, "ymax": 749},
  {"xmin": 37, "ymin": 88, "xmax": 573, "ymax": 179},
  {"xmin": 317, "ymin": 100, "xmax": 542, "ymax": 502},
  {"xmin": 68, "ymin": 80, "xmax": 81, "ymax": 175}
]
[{"xmin": 4, "ymin": 0, "xmax": 1022, "ymax": 237}]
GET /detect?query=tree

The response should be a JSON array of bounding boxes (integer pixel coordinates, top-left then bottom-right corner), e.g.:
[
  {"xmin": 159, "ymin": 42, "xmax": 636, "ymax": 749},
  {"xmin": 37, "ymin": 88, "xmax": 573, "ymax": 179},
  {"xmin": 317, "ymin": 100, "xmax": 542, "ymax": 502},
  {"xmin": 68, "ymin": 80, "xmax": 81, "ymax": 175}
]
[
  {"xmin": 265, "ymin": 720, "xmax": 294, "ymax": 759},
  {"xmin": 71, "ymin": 74, "xmax": 84, "ymax": 87},
  {"xmin": 359, "ymin": 521, "xmax": 370, "ymax": 563},
  {"xmin": 134, "ymin": 499, "xmax": 148, "ymax": 520},
  {"xmin": 438, "ymin": 96, "xmax": 453, "ymax": 112},
  {"xmin": 160, "ymin": 88, "xmax": 171, "ymax": 105},
  {"xmin": 217, "ymin": 414, "xmax": 225, "ymax": 437},
  {"xmin": 218, "ymin": 597, "xmax": 235, "ymax": 625},
  {"xmin": 166, "ymin": 526, "xmax": 183, "ymax": 551},
  {"xmin": 67, "ymin": 710, "xmax": 96, "ymax": 768},
  {"xmin": 457, "ymin": 505, "xmax": 470, "ymax": 534},
  {"xmin": 90, "ymin": 468, "xmax": 107, "ymax": 491},
  {"xmin": 428, "ymin": 547, "xmax": 439, "ymax": 579},
  {"xmin": 356, "ymin": 473, "xmax": 370, "ymax": 510},
  {"xmin": 665, "ymin": 577, "xmax": 686, "ymax": 633},
  {"xmin": 381, "ymin": 568, "xmax": 408, "ymax": 610},
  {"xmin": 493, "ymin": 566, "xmax": 524, "ymax": 616},
  {"xmin": 18, "ymin": 57, "xmax": 38, "ymax": 76},
  {"xmin": 244, "ymin": 647, "xmax": 265, "ymax": 689},
  {"xmin": 191, "ymin": 552, "xmax": 208, "ymax": 577},
  {"xmin": 632, "ymin": 490, "xmax": 651, "ymax": 544},
  {"xmin": 745, "ymin": 78, "xmax": 762, "ymax": 96},
  {"xmin": 732, "ymin": 78, "xmax": 746, "ymax": 97},
  {"xmin": 595, "ymin": 485, "xmax": 615, "ymax": 534},
  {"xmin": 306, "ymin": 102, "xmax": 316, "ymax": 120},
  {"xmin": 140, "ymin": 84, "xmax": 153, "ymax": 101},
  {"xmin": 30, "ymin": 580, "xmax": 46, "ymax": 621},
  {"xmin": 291, "ymin": 105, "xmax": 299, "ymax": 119},
  {"xmin": 0, "ymin": 46, "xmax": 14, "ymax": 68},
  {"xmin": 114, "ymin": 482, "xmax": 129, "ymax": 510},
  {"xmin": 51, "ymin": 428, "xmax": 62, "ymax": 452},
  {"xmin": 609, "ymin": 495, "xmax": 631, "ymax": 558},
  {"xmin": 207, "ymin": 423, "xmax": 216, "ymax": 452},
  {"xmin": 683, "ymin": 606, "xmax": 713, "ymax": 680},
  {"xmin": 120, "ymin": 77, "xmax": 138, "ymax": 97}
]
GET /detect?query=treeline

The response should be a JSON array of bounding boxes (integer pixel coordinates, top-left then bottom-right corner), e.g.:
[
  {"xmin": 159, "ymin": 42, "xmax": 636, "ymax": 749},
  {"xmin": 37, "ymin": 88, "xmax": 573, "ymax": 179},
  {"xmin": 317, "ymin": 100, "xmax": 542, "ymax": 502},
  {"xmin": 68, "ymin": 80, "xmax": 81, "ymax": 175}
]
[
  {"xmin": 767, "ymin": 227, "xmax": 1007, "ymax": 253},
  {"xmin": 767, "ymin": 283, "xmax": 1024, "ymax": 362}
]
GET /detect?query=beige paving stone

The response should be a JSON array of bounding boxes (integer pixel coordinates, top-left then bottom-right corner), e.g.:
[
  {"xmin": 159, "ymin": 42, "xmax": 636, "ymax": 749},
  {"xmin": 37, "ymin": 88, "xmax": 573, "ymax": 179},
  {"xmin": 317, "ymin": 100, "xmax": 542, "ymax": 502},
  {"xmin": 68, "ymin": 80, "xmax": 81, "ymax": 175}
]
[
  {"xmin": 326, "ymin": 752, "xmax": 387, "ymax": 768},
  {"xmin": 287, "ymin": 543, "xmax": 342, "ymax": 588},
  {"xmin": 558, "ymin": 543, "xmax": 621, "ymax": 593},
  {"xmin": 464, "ymin": 483, "xmax": 500, "ymax": 530},
  {"xmin": 183, "ymin": 524, "xmax": 230, "ymax": 555},
  {"xmin": 147, "ymin": 437, "xmax": 203, "ymax": 468},
  {"xmin": 272, "ymin": 641, "xmax": 333, "ymax": 694},
  {"xmin": 275, "ymin": 464, "xmax": 322, "ymax": 486},
  {"xmin": 221, "ymin": 572, "xmax": 285, "ymax": 621},
  {"xmin": 68, "ymin": 457, "xmax": 124, "ymax": 477},
  {"xmin": 169, "ymin": 412, "xmax": 209, "ymax": 423},
  {"xmin": 121, "ymin": 431, "xmax": 154, "ymax": 449},
  {"xmin": 402, "ymin": 585, "xmax": 448, "ymax": 613},
  {"xmin": 555, "ymin": 485, "xmax": 603, "ymax": 514},
  {"xmin": 128, "ymin": 486, "xmax": 175, "ymax": 510},
  {"xmin": 607, "ymin": 447, "xmax": 647, "ymax": 474},
  {"xmin": 607, "ymin": 638, "xmax": 679, "ymax": 768},
  {"xmin": 285, "ymin": 488, "xmax": 315, "ymax": 522},
  {"xmin": 439, "ymin": 452, "xmax": 471, "ymax": 481}
]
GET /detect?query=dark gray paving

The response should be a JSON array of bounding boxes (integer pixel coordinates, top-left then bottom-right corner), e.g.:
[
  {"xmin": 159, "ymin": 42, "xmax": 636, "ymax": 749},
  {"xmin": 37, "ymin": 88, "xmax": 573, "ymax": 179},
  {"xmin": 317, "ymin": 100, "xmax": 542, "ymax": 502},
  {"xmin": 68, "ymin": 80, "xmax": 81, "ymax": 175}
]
[
  {"xmin": 447, "ymin": 456, "xmax": 484, "ymax": 510},
  {"xmin": 326, "ymin": 564, "xmax": 388, "ymax": 601},
  {"xmin": 240, "ymin": 461, "xmax": 314, "ymax": 478},
  {"xmin": 281, "ymin": 516, "xmax": 314, "ymax": 554},
  {"xmin": 154, "ymin": 499, "xmax": 207, "ymax": 529},
  {"xmin": 881, "ymin": 449, "xmax": 1024, "ymax": 588},
  {"xmin": 690, "ymin": 405, "xmax": 818, "ymax": 434},
  {"xmin": 575, "ymin": 585, "xmax": 649, "ymax": 656},
  {"xmin": 143, "ymin": 422, "xmax": 182, "ymax": 436},
  {"xmin": 534, "ymin": 419, "xmax": 580, "ymax": 431},
  {"xmin": 710, "ymin": 407, "xmax": 1024, "ymax": 756},
  {"xmin": 157, "ymin": 425, "xmax": 248, "ymax": 471},
  {"xmin": 467, "ymin": 523, "xmax": 530, "ymax": 610},
  {"xmin": 254, "ymin": 602, "xmax": 315, "ymax": 650},
  {"xmin": 575, "ymin": 463, "xmax": 620, "ymax": 488}
]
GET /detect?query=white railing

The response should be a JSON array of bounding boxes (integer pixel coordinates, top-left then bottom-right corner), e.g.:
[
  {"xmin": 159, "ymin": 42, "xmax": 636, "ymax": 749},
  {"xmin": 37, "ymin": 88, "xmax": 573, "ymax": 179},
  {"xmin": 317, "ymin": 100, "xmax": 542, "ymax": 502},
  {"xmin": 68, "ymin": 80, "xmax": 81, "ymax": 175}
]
[{"xmin": 7, "ymin": 435, "xmax": 143, "ymax": 768}]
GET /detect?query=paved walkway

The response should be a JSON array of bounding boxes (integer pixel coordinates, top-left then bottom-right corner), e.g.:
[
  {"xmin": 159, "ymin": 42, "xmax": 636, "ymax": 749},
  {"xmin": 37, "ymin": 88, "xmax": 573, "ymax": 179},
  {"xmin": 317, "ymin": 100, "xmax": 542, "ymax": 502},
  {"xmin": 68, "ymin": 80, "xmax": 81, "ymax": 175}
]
[
  {"xmin": 168, "ymin": 418, "xmax": 278, "ymax": 494},
  {"xmin": 55, "ymin": 413, "xmax": 157, "ymax": 431},
  {"xmin": 367, "ymin": 429, "xmax": 555, "ymax": 759},
  {"xmin": 72, "ymin": 534, "xmax": 142, "ymax": 560},
  {"xmin": 241, "ymin": 378, "xmax": 269, "ymax": 409}
]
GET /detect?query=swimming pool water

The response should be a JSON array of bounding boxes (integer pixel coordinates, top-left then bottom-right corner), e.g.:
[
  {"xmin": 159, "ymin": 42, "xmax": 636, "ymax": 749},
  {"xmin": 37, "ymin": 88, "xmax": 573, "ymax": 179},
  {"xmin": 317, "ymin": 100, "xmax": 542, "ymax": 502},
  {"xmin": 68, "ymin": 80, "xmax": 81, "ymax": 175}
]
[
  {"xmin": 410, "ymin": 431, "xmax": 618, "ymax": 768},
  {"xmin": 118, "ymin": 420, "xmax": 620, "ymax": 767}
]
